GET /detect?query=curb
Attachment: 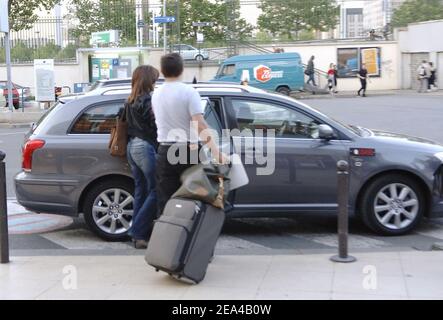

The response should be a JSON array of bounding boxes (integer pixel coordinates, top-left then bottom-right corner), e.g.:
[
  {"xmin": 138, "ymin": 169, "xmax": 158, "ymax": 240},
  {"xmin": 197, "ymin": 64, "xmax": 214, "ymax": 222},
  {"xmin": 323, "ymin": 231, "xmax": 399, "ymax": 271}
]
[{"xmin": 0, "ymin": 123, "xmax": 32, "ymax": 129}]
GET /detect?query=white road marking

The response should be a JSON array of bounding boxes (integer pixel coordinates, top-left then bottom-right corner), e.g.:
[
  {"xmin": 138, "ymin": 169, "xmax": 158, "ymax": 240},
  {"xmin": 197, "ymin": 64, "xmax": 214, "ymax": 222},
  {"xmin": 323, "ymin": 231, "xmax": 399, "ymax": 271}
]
[
  {"xmin": 216, "ymin": 235, "xmax": 269, "ymax": 250},
  {"xmin": 292, "ymin": 233, "xmax": 390, "ymax": 249},
  {"xmin": 41, "ymin": 229, "xmax": 133, "ymax": 250},
  {"xmin": 7, "ymin": 199, "xmax": 29, "ymax": 216},
  {"xmin": 416, "ymin": 221, "xmax": 443, "ymax": 240}
]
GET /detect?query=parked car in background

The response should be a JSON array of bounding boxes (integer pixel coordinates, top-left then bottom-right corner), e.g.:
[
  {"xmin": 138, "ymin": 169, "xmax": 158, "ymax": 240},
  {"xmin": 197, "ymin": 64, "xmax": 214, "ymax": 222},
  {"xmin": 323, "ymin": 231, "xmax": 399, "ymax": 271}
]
[
  {"xmin": 14, "ymin": 83, "xmax": 443, "ymax": 241},
  {"xmin": 0, "ymin": 81, "xmax": 20, "ymax": 109},
  {"xmin": 14, "ymin": 83, "xmax": 33, "ymax": 102},
  {"xmin": 172, "ymin": 44, "xmax": 209, "ymax": 61}
]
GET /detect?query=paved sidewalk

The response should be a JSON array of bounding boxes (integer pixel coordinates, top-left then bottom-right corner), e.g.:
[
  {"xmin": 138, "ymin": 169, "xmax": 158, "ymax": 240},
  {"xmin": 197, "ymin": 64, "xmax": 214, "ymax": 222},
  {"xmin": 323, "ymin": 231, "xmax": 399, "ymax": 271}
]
[
  {"xmin": 1, "ymin": 251, "xmax": 443, "ymax": 300},
  {"xmin": 293, "ymin": 88, "xmax": 443, "ymax": 99}
]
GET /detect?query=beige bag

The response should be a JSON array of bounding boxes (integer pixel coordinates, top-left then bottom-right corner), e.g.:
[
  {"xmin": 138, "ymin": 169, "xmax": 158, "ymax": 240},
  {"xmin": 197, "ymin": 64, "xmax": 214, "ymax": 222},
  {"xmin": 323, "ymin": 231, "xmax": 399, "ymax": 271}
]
[{"xmin": 172, "ymin": 163, "xmax": 231, "ymax": 209}]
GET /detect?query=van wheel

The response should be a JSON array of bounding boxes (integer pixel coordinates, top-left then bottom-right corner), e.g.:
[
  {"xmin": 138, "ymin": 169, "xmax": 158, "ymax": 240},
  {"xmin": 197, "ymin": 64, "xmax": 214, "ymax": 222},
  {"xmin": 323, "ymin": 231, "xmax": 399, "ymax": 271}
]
[
  {"xmin": 360, "ymin": 174, "xmax": 424, "ymax": 236},
  {"xmin": 277, "ymin": 86, "xmax": 291, "ymax": 96},
  {"xmin": 83, "ymin": 178, "xmax": 134, "ymax": 241}
]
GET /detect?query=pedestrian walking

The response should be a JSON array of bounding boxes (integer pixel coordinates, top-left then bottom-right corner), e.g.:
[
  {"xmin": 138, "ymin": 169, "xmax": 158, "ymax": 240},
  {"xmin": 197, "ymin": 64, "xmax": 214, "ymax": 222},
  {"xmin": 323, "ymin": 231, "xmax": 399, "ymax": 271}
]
[
  {"xmin": 357, "ymin": 63, "xmax": 369, "ymax": 97},
  {"xmin": 305, "ymin": 55, "xmax": 316, "ymax": 86},
  {"xmin": 428, "ymin": 62, "xmax": 437, "ymax": 91},
  {"xmin": 417, "ymin": 60, "xmax": 430, "ymax": 93},
  {"xmin": 125, "ymin": 65, "xmax": 160, "ymax": 249},
  {"xmin": 152, "ymin": 53, "xmax": 227, "ymax": 218},
  {"xmin": 333, "ymin": 64, "xmax": 338, "ymax": 92},
  {"xmin": 327, "ymin": 63, "xmax": 336, "ymax": 94}
]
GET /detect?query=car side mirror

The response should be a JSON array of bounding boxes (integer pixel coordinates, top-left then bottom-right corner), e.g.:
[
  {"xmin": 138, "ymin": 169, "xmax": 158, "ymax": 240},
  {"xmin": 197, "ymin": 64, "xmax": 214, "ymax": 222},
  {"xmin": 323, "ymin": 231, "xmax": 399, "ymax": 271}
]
[{"xmin": 318, "ymin": 124, "xmax": 335, "ymax": 140}]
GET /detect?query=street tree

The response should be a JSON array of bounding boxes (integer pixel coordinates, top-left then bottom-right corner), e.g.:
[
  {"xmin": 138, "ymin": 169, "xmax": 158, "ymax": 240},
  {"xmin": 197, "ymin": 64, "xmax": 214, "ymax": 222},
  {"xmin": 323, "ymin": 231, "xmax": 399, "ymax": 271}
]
[
  {"xmin": 258, "ymin": 0, "xmax": 306, "ymax": 40},
  {"xmin": 305, "ymin": 0, "xmax": 339, "ymax": 33},
  {"xmin": 8, "ymin": 0, "xmax": 60, "ymax": 31},
  {"xmin": 391, "ymin": 0, "xmax": 443, "ymax": 28},
  {"xmin": 167, "ymin": 0, "xmax": 253, "ymax": 45},
  {"xmin": 258, "ymin": 0, "xmax": 339, "ymax": 40},
  {"xmin": 67, "ymin": 0, "xmax": 136, "ymax": 46}
]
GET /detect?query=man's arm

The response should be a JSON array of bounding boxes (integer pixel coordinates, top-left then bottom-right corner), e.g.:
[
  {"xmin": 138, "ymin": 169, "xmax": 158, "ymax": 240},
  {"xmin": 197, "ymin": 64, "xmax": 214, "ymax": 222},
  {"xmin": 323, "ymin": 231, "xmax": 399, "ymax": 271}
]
[{"xmin": 191, "ymin": 114, "xmax": 227, "ymax": 164}]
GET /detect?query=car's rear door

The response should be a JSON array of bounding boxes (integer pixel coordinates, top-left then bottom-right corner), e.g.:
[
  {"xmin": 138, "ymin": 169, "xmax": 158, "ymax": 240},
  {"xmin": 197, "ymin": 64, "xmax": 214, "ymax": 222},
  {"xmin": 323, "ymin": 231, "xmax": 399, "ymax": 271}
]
[
  {"xmin": 64, "ymin": 99, "xmax": 130, "ymax": 177},
  {"xmin": 225, "ymin": 96, "xmax": 349, "ymax": 212}
]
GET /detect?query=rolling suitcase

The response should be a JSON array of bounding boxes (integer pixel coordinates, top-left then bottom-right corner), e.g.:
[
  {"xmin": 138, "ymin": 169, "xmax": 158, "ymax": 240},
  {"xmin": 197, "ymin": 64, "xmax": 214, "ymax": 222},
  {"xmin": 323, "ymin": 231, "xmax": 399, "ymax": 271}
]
[{"xmin": 145, "ymin": 198, "xmax": 225, "ymax": 284}]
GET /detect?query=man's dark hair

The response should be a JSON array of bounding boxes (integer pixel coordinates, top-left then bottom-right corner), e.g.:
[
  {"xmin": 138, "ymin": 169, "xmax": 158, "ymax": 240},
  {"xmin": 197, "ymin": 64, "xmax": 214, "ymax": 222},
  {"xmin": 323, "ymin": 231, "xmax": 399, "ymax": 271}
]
[{"xmin": 161, "ymin": 53, "xmax": 184, "ymax": 78}]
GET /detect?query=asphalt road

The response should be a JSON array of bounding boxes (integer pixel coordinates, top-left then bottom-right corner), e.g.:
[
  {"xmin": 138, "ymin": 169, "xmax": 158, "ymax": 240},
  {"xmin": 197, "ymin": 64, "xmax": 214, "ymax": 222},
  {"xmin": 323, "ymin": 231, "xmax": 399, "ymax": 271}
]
[
  {"xmin": 0, "ymin": 127, "xmax": 26, "ymax": 197},
  {"xmin": 4, "ymin": 92, "xmax": 443, "ymax": 255}
]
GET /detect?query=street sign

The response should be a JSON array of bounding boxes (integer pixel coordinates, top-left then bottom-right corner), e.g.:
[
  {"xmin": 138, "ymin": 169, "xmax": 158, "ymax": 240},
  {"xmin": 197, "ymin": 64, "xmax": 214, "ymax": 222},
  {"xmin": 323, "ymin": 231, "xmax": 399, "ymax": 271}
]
[
  {"xmin": 137, "ymin": 20, "xmax": 145, "ymax": 28},
  {"xmin": 90, "ymin": 30, "xmax": 119, "ymax": 45},
  {"xmin": 192, "ymin": 22, "xmax": 214, "ymax": 27},
  {"xmin": 34, "ymin": 59, "xmax": 55, "ymax": 102},
  {"xmin": 196, "ymin": 32, "xmax": 204, "ymax": 44},
  {"xmin": 154, "ymin": 16, "xmax": 176, "ymax": 24}
]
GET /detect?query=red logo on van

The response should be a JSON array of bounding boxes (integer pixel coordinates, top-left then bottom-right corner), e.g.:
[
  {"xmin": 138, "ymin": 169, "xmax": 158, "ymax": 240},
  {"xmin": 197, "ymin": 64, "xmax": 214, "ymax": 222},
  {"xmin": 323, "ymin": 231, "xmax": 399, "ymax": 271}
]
[{"xmin": 254, "ymin": 65, "xmax": 272, "ymax": 83}]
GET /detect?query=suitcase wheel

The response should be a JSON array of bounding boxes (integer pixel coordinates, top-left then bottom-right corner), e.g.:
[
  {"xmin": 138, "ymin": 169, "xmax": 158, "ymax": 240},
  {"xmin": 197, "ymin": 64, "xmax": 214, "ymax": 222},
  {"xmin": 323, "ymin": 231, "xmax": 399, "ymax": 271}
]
[{"xmin": 155, "ymin": 268, "xmax": 159, "ymax": 272}]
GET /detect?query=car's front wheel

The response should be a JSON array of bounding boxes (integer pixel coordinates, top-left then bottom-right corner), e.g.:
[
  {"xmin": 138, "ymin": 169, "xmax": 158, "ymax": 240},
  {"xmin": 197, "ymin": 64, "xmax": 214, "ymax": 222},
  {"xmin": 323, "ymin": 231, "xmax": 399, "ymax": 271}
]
[
  {"xmin": 83, "ymin": 178, "xmax": 134, "ymax": 241},
  {"xmin": 360, "ymin": 174, "xmax": 425, "ymax": 235},
  {"xmin": 195, "ymin": 54, "xmax": 204, "ymax": 61}
]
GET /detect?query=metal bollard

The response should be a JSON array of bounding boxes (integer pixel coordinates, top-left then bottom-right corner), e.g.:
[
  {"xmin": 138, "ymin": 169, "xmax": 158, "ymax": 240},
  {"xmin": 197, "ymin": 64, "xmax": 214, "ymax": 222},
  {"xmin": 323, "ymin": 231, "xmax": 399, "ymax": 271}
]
[
  {"xmin": 330, "ymin": 160, "xmax": 356, "ymax": 263},
  {"xmin": 0, "ymin": 150, "xmax": 9, "ymax": 264}
]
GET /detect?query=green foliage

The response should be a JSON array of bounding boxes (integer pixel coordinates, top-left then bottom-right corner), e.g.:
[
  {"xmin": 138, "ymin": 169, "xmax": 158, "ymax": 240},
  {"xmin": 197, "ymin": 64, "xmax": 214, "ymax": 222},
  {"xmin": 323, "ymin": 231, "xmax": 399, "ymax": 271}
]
[
  {"xmin": 35, "ymin": 42, "xmax": 61, "ymax": 59},
  {"xmin": 8, "ymin": 0, "xmax": 60, "ymax": 31},
  {"xmin": 67, "ymin": 0, "xmax": 136, "ymax": 46},
  {"xmin": 10, "ymin": 42, "xmax": 34, "ymax": 62},
  {"xmin": 0, "ymin": 42, "xmax": 77, "ymax": 63},
  {"xmin": 391, "ymin": 0, "xmax": 443, "ymax": 28},
  {"xmin": 55, "ymin": 43, "xmax": 78, "ymax": 60},
  {"xmin": 167, "ymin": 0, "xmax": 253, "ymax": 44},
  {"xmin": 258, "ymin": 0, "xmax": 339, "ymax": 40}
]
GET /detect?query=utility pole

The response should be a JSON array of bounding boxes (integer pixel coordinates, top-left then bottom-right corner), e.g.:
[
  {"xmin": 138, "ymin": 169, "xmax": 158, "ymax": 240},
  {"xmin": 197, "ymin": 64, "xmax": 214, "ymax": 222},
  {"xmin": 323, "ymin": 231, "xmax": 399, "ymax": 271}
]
[
  {"xmin": 163, "ymin": 0, "xmax": 167, "ymax": 54},
  {"xmin": 176, "ymin": 0, "xmax": 180, "ymax": 48},
  {"xmin": 1, "ymin": 0, "xmax": 13, "ymax": 111}
]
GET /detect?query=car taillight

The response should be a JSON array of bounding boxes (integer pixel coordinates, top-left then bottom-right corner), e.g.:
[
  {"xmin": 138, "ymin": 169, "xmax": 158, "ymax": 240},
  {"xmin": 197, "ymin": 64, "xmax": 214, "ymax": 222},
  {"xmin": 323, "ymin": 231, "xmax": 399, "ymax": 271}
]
[{"xmin": 22, "ymin": 139, "xmax": 45, "ymax": 172}]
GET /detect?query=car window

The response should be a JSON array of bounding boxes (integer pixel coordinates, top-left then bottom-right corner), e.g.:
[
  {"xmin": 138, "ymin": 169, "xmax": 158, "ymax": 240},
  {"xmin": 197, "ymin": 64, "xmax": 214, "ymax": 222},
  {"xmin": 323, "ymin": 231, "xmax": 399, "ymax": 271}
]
[
  {"xmin": 231, "ymin": 99, "xmax": 321, "ymax": 139},
  {"xmin": 220, "ymin": 64, "xmax": 235, "ymax": 77},
  {"xmin": 71, "ymin": 102, "xmax": 123, "ymax": 134},
  {"xmin": 202, "ymin": 99, "xmax": 222, "ymax": 136}
]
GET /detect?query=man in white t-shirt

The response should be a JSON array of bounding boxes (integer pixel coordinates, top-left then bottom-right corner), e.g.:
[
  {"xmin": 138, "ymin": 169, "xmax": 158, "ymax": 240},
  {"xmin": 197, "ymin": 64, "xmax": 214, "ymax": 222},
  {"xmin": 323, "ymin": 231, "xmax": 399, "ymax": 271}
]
[{"xmin": 152, "ymin": 53, "xmax": 226, "ymax": 216}]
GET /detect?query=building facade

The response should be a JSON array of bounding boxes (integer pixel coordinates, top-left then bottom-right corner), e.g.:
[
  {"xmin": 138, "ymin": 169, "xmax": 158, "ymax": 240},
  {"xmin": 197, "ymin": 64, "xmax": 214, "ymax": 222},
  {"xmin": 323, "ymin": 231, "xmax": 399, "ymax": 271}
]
[{"xmin": 363, "ymin": 0, "xmax": 406, "ymax": 30}]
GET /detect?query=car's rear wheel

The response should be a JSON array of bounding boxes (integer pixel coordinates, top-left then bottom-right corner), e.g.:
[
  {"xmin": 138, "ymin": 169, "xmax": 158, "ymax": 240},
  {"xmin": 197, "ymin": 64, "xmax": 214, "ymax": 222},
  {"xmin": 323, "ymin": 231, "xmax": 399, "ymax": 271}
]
[
  {"xmin": 83, "ymin": 178, "xmax": 134, "ymax": 241},
  {"xmin": 360, "ymin": 174, "xmax": 425, "ymax": 235}
]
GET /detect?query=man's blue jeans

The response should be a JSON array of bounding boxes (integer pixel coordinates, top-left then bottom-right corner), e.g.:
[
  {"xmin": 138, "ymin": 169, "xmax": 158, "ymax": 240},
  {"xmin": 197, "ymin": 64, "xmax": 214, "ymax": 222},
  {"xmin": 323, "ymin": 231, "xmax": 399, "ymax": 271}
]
[
  {"xmin": 127, "ymin": 137, "xmax": 157, "ymax": 240},
  {"xmin": 307, "ymin": 73, "xmax": 316, "ymax": 86}
]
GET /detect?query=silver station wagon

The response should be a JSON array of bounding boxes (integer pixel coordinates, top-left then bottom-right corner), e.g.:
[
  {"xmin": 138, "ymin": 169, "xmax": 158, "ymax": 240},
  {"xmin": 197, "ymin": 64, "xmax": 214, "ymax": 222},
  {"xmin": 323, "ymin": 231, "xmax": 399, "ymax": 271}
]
[{"xmin": 15, "ymin": 84, "xmax": 443, "ymax": 240}]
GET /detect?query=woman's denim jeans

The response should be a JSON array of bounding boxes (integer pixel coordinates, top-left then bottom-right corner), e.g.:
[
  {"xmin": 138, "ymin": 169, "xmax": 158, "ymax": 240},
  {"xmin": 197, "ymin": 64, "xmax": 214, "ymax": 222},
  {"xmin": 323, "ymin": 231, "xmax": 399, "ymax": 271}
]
[{"xmin": 127, "ymin": 137, "xmax": 157, "ymax": 240}]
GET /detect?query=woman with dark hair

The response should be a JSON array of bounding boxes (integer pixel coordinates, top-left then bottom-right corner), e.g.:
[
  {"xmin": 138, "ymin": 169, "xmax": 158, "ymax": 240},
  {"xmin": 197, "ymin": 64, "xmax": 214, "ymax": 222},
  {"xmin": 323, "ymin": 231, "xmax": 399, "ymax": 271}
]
[{"xmin": 126, "ymin": 65, "xmax": 159, "ymax": 249}]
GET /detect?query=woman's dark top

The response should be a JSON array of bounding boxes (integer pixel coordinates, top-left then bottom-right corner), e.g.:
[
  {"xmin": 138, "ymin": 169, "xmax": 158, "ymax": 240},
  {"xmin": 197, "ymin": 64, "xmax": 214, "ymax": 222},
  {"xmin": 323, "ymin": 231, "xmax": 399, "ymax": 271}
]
[
  {"xmin": 126, "ymin": 93, "xmax": 158, "ymax": 148},
  {"xmin": 359, "ymin": 69, "xmax": 368, "ymax": 79}
]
